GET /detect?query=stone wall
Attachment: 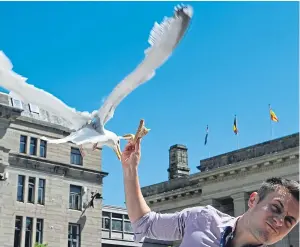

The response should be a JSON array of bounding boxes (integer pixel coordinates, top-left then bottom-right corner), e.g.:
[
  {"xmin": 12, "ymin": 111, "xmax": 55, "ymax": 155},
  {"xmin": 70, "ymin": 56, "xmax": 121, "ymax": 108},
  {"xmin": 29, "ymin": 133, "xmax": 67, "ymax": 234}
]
[
  {"xmin": 141, "ymin": 134, "xmax": 299, "ymax": 247},
  {"xmin": 0, "ymin": 92, "xmax": 107, "ymax": 247},
  {"xmin": 198, "ymin": 133, "xmax": 299, "ymax": 172}
]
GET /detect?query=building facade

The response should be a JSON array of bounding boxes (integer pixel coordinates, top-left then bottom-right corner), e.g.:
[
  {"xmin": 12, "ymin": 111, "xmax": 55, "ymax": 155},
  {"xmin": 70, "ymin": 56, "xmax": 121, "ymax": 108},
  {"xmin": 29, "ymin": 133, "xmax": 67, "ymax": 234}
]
[
  {"xmin": 141, "ymin": 133, "xmax": 299, "ymax": 247},
  {"xmin": 0, "ymin": 92, "xmax": 108, "ymax": 247},
  {"xmin": 101, "ymin": 205, "xmax": 171, "ymax": 247},
  {"xmin": 101, "ymin": 205, "xmax": 138, "ymax": 247}
]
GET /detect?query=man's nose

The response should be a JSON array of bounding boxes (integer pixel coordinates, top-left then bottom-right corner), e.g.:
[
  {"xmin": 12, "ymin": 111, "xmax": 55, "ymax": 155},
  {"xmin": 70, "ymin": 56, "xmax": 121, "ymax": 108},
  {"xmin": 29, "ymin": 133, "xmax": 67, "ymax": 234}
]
[{"xmin": 273, "ymin": 215, "xmax": 284, "ymax": 227}]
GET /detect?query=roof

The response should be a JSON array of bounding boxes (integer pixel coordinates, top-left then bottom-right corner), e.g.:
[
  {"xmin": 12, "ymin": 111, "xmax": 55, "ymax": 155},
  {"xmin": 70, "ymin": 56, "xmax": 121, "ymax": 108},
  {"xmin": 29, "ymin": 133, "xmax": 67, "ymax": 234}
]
[{"xmin": 0, "ymin": 91, "xmax": 72, "ymax": 131}]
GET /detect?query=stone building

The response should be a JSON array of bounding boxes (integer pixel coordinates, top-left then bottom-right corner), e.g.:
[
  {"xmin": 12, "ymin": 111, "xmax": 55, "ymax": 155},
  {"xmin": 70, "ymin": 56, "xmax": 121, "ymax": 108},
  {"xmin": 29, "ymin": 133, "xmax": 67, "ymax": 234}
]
[
  {"xmin": 101, "ymin": 205, "xmax": 170, "ymax": 247},
  {"xmin": 102, "ymin": 205, "xmax": 136, "ymax": 247},
  {"xmin": 0, "ymin": 92, "xmax": 108, "ymax": 247},
  {"xmin": 141, "ymin": 133, "xmax": 299, "ymax": 247}
]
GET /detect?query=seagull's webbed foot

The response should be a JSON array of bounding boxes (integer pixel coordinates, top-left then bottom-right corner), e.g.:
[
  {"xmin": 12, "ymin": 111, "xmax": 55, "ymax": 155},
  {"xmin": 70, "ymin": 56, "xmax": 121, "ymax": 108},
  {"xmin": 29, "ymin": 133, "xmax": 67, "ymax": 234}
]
[
  {"xmin": 122, "ymin": 119, "xmax": 150, "ymax": 144},
  {"xmin": 79, "ymin": 145, "xmax": 86, "ymax": 157},
  {"xmin": 92, "ymin": 143, "xmax": 98, "ymax": 151}
]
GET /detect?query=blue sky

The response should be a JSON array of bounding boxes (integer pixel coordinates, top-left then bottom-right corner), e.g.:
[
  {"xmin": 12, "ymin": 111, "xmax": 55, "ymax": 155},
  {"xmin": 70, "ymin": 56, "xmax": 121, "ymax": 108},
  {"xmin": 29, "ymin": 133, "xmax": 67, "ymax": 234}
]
[{"xmin": 0, "ymin": 1, "xmax": 298, "ymax": 207}]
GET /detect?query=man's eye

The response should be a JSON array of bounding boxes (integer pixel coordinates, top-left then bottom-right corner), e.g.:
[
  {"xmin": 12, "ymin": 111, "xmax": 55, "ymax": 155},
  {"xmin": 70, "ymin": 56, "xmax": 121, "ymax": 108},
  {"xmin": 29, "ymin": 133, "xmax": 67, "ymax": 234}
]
[
  {"xmin": 272, "ymin": 205, "xmax": 281, "ymax": 213},
  {"xmin": 285, "ymin": 218, "xmax": 293, "ymax": 228}
]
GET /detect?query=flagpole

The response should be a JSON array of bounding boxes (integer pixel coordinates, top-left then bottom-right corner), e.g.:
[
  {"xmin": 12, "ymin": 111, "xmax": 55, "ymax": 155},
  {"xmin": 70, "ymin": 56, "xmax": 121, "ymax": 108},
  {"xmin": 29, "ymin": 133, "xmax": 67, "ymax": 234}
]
[{"xmin": 207, "ymin": 140, "xmax": 210, "ymax": 158}]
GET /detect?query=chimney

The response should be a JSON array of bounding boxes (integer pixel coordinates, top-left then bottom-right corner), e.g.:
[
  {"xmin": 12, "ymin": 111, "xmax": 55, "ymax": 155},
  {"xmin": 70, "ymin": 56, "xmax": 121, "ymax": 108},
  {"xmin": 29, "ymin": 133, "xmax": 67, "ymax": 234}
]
[{"xmin": 167, "ymin": 144, "xmax": 190, "ymax": 180}]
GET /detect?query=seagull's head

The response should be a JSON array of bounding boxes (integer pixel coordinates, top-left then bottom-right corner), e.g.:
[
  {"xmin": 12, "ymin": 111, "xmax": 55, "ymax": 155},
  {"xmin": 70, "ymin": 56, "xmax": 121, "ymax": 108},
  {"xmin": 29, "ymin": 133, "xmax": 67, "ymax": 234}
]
[{"xmin": 105, "ymin": 130, "xmax": 122, "ymax": 160}]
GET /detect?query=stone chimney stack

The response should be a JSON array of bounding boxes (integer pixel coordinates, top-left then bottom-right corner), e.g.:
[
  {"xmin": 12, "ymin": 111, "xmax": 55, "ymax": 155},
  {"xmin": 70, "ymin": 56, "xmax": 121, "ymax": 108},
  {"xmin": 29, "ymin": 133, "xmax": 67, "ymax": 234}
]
[{"xmin": 168, "ymin": 144, "xmax": 190, "ymax": 180}]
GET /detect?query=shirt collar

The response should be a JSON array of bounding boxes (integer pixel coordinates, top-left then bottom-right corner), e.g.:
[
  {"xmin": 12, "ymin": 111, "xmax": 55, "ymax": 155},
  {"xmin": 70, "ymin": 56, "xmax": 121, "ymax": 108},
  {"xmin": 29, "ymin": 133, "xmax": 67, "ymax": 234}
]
[{"xmin": 218, "ymin": 215, "xmax": 267, "ymax": 247}]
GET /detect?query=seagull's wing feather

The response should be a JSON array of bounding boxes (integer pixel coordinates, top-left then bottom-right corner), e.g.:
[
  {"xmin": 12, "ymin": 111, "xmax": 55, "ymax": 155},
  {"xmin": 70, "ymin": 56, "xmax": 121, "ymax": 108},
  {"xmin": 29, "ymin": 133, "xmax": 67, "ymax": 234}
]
[
  {"xmin": 41, "ymin": 127, "xmax": 106, "ymax": 145},
  {"xmin": 98, "ymin": 5, "xmax": 193, "ymax": 125},
  {"xmin": 0, "ymin": 53, "xmax": 91, "ymax": 130}
]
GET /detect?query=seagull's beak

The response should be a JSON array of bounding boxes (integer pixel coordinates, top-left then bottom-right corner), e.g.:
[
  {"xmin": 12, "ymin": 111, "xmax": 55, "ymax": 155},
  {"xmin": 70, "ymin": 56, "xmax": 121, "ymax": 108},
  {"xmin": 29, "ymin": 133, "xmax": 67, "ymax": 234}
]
[{"xmin": 113, "ymin": 144, "xmax": 122, "ymax": 160}]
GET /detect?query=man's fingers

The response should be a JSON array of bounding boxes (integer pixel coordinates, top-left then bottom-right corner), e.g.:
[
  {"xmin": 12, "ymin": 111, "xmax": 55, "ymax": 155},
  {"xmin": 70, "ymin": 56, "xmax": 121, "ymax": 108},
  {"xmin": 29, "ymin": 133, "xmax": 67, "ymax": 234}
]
[
  {"xmin": 135, "ymin": 138, "xmax": 141, "ymax": 153},
  {"xmin": 123, "ymin": 141, "xmax": 134, "ymax": 152}
]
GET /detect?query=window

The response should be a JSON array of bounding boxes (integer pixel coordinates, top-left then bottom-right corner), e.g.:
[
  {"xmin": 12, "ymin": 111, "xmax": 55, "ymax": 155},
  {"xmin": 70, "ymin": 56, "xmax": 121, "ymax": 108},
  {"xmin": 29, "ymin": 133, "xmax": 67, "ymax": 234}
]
[
  {"xmin": 111, "ymin": 219, "xmax": 123, "ymax": 231},
  {"xmin": 19, "ymin": 135, "xmax": 27, "ymax": 153},
  {"xmin": 14, "ymin": 216, "xmax": 22, "ymax": 247},
  {"xmin": 124, "ymin": 221, "xmax": 133, "ymax": 232},
  {"xmin": 11, "ymin": 98, "xmax": 23, "ymax": 109},
  {"xmin": 36, "ymin": 219, "xmax": 43, "ymax": 244},
  {"xmin": 38, "ymin": 179, "xmax": 45, "ymax": 205},
  {"xmin": 69, "ymin": 185, "xmax": 82, "ymax": 210},
  {"xmin": 112, "ymin": 213, "xmax": 122, "ymax": 219},
  {"xmin": 25, "ymin": 217, "xmax": 33, "ymax": 247},
  {"xmin": 40, "ymin": 140, "xmax": 47, "ymax": 158},
  {"xmin": 102, "ymin": 218, "xmax": 110, "ymax": 230},
  {"xmin": 102, "ymin": 211, "xmax": 110, "ymax": 230},
  {"xmin": 27, "ymin": 177, "xmax": 35, "ymax": 203},
  {"xmin": 30, "ymin": 137, "xmax": 37, "ymax": 155},
  {"xmin": 70, "ymin": 148, "xmax": 82, "ymax": 165},
  {"xmin": 29, "ymin": 103, "xmax": 40, "ymax": 114},
  {"xmin": 17, "ymin": 175, "xmax": 25, "ymax": 202},
  {"xmin": 68, "ymin": 223, "xmax": 80, "ymax": 247},
  {"xmin": 111, "ymin": 213, "xmax": 123, "ymax": 231}
]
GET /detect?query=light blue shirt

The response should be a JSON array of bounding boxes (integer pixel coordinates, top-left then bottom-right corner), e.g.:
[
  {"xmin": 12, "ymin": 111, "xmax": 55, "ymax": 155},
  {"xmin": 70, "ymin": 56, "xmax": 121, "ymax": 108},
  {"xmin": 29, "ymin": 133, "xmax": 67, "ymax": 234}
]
[{"xmin": 131, "ymin": 205, "xmax": 265, "ymax": 247}]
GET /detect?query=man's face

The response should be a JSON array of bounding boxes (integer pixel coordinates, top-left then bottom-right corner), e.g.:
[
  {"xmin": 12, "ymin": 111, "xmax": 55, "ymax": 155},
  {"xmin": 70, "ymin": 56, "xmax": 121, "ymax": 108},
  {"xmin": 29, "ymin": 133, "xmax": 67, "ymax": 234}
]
[{"xmin": 247, "ymin": 186, "xmax": 299, "ymax": 245}]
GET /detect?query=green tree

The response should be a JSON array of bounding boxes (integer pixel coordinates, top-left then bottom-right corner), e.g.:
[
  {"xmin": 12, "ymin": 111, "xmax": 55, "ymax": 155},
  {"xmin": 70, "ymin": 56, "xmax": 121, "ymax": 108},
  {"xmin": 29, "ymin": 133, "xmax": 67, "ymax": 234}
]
[{"xmin": 34, "ymin": 243, "xmax": 48, "ymax": 247}]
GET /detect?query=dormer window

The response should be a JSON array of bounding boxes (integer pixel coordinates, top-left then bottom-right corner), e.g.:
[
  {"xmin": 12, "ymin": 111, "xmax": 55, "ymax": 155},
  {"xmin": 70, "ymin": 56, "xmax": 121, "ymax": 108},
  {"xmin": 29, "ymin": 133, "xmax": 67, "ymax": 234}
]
[
  {"xmin": 11, "ymin": 98, "xmax": 23, "ymax": 110},
  {"xmin": 29, "ymin": 103, "xmax": 40, "ymax": 114}
]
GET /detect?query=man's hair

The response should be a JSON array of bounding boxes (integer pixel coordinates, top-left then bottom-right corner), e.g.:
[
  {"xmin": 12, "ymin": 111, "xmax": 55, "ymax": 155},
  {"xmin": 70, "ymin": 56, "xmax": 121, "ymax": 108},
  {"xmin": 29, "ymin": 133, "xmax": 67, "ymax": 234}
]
[{"xmin": 257, "ymin": 177, "xmax": 299, "ymax": 203}]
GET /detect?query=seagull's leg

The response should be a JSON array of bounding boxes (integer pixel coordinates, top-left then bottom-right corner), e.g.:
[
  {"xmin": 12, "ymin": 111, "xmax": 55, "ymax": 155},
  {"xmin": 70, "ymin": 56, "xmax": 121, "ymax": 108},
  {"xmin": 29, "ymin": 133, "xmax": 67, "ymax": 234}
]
[
  {"xmin": 79, "ymin": 145, "xmax": 85, "ymax": 157},
  {"xmin": 92, "ymin": 143, "xmax": 98, "ymax": 151}
]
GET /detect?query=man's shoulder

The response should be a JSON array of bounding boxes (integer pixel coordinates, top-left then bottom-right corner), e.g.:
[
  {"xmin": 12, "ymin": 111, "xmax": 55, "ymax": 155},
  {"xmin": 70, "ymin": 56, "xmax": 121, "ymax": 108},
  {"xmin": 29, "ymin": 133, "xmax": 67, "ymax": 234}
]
[{"xmin": 181, "ymin": 205, "xmax": 234, "ymax": 223}]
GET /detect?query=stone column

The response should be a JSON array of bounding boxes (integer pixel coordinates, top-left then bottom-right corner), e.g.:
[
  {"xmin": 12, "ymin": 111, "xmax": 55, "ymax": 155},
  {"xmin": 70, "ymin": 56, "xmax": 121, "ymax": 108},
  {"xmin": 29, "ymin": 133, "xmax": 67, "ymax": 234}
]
[
  {"xmin": 231, "ymin": 192, "xmax": 248, "ymax": 217},
  {"xmin": 26, "ymin": 136, "xmax": 31, "ymax": 154},
  {"xmin": 24, "ymin": 176, "xmax": 29, "ymax": 203},
  {"xmin": 35, "ymin": 178, "xmax": 39, "ymax": 204},
  {"xmin": 31, "ymin": 218, "xmax": 37, "ymax": 247},
  {"xmin": 109, "ymin": 212, "xmax": 112, "ymax": 239},
  {"xmin": 200, "ymin": 198, "xmax": 222, "ymax": 210},
  {"xmin": 21, "ymin": 216, "xmax": 26, "ymax": 247},
  {"xmin": 36, "ymin": 138, "xmax": 41, "ymax": 157},
  {"xmin": 274, "ymin": 236, "xmax": 290, "ymax": 247},
  {"xmin": 288, "ymin": 224, "xmax": 299, "ymax": 247}
]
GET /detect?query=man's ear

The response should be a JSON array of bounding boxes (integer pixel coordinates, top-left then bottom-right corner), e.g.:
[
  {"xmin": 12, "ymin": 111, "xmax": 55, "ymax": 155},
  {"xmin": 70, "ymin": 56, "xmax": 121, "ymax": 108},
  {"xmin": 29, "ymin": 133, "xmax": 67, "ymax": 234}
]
[{"xmin": 248, "ymin": 192, "xmax": 259, "ymax": 208}]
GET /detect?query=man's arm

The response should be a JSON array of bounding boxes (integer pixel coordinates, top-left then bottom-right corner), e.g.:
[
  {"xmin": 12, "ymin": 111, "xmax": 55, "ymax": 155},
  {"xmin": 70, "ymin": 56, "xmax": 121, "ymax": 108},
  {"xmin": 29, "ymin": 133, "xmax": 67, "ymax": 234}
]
[
  {"xmin": 121, "ymin": 139, "xmax": 193, "ymax": 242},
  {"xmin": 123, "ymin": 166, "xmax": 192, "ymax": 242},
  {"xmin": 123, "ymin": 166, "xmax": 150, "ymax": 223}
]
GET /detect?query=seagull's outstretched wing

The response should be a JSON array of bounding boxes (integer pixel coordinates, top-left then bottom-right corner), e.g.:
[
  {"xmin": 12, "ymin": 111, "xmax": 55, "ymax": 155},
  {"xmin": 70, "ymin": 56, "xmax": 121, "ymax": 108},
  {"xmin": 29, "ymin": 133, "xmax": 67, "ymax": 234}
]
[
  {"xmin": 0, "ymin": 51, "xmax": 91, "ymax": 130},
  {"xmin": 98, "ymin": 5, "xmax": 193, "ymax": 126}
]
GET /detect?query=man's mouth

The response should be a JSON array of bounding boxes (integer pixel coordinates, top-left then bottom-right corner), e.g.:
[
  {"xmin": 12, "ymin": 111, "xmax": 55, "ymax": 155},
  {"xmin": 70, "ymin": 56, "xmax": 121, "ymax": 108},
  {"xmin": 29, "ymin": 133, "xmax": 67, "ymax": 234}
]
[{"xmin": 266, "ymin": 222, "xmax": 278, "ymax": 234}]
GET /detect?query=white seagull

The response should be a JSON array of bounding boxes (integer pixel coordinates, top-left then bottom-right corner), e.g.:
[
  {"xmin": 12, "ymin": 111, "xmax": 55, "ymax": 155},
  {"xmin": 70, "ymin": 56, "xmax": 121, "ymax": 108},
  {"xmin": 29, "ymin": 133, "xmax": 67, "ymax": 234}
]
[{"xmin": 0, "ymin": 4, "xmax": 193, "ymax": 160}]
